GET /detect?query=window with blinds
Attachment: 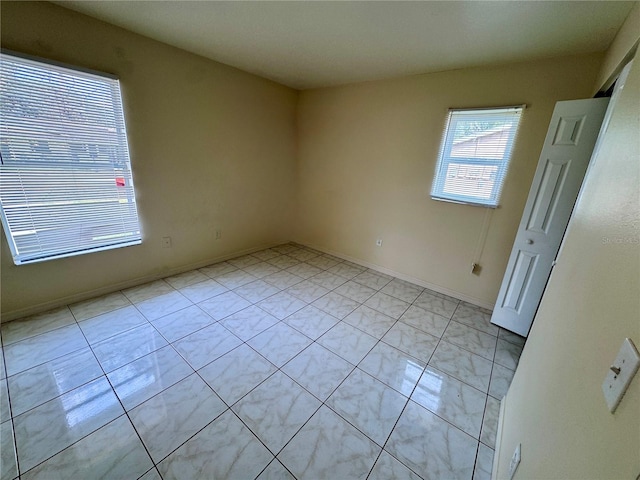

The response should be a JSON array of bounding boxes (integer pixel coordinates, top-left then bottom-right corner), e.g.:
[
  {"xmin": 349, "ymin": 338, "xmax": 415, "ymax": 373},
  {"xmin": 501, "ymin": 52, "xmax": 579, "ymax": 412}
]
[
  {"xmin": 431, "ymin": 106, "xmax": 524, "ymax": 208},
  {"xmin": 0, "ymin": 51, "xmax": 141, "ymax": 265}
]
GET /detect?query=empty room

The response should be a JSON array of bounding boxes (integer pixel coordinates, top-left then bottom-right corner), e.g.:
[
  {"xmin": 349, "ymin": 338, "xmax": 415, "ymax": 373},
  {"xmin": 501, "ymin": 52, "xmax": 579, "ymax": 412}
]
[{"xmin": 0, "ymin": 1, "xmax": 638, "ymax": 479}]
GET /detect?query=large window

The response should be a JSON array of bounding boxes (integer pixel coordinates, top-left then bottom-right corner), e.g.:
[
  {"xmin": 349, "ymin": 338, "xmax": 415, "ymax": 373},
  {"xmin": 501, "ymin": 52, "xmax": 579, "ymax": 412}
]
[
  {"xmin": 0, "ymin": 51, "xmax": 141, "ymax": 265},
  {"xmin": 431, "ymin": 106, "xmax": 523, "ymax": 207}
]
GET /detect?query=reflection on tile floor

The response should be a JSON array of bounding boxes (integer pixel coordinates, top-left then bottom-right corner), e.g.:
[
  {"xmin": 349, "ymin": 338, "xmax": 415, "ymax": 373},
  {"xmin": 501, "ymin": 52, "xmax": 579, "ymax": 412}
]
[{"xmin": 0, "ymin": 243, "xmax": 525, "ymax": 480}]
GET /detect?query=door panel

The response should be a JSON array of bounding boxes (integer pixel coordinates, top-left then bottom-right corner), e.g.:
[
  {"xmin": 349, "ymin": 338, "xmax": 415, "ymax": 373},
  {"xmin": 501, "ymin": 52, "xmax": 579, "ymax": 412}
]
[{"xmin": 491, "ymin": 98, "xmax": 609, "ymax": 336}]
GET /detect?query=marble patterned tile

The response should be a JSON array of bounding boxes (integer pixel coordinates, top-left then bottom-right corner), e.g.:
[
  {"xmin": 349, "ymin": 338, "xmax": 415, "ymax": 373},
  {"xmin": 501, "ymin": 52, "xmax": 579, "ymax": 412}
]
[
  {"xmin": 198, "ymin": 261, "xmax": 237, "ymax": 278},
  {"xmin": 285, "ymin": 280, "xmax": 330, "ymax": 304},
  {"xmin": 215, "ymin": 270, "xmax": 259, "ymax": 289},
  {"xmin": 78, "ymin": 305, "xmax": 147, "ymax": 345},
  {"xmin": 150, "ymin": 305, "xmax": 215, "ymax": 343},
  {"xmin": 257, "ymin": 292, "xmax": 307, "ymax": 320},
  {"xmin": 312, "ymin": 291, "xmax": 360, "ymax": 320},
  {"xmin": 172, "ymin": 322, "xmax": 242, "ymax": 370},
  {"xmin": 286, "ymin": 249, "xmax": 319, "ymax": 263},
  {"xmin": 282, "ymin": 305, "xmax": 339, "ymax": 340},
  {"xmin": 158, "ymin": 409, "xmax": 272, "ymax": 479},
  {"xmin": 480, "ymin": 395, "xmax": 500, "ymax": 448},
  {"xmin": 8, "ymin": 348, "xmax": 103, "ymax": 416},
  {"xmin": 233, "ymin": 279, "xmax": 281, "ymax": 304},
  {"xmin": 257, "ymin": 459, "xmax": 295, "ymax": 480},
  {"xmin": 352, "ymin": 270, "xmax": 393, "ymax": 290},
  {"xmin": 220, "ymin": 305, "xmax": 279, "ymax": 341},
  {"xmin": 164, "ymin": 270, "xmax": 209, "ymax": 289},
  {"xmin": 358, "ymin": 342, "xmax": 426, "ymax": 397},
  {"xmin": 139, "ymin": 468, "xmax": 162, "ymax": 480},
  {"xmin": 251, "ymin": 249, "xmax": 281, "ymax": 261},
  {"xmin": 1, "ymin": 306, "xmax": 75, "ymax": 346},
  {"xmin": 474, "ymin": 443, "xmax": 495, "ymax": 480},
  {"xmin": 69, "ymin": 292, "xmax": 131, "ymax": 322},
  {"xmin": 262, "ymin": 270, "xmax": 304, "ymax": 290},
  {"xmin": 282, "ymin": 343, "xmax": 354, "ymax": 401},
  {"xmin": 21, "ymin": 414, "xmax": 152, "ymax": 480},
  {"xmin": 0, "ymin": 352, "xmax": 5, "ymax": 380},
  {"xmin": 278, "ymin": 405, "xmax": 380, "ymax": 480},
  {"xmin": 344, "ymin": 306, "xmax": 396, "ymax": 339},
  {"xmin": 364, "ymin": 292, "xmax": 410, "ymax": 319},
  {"xmin": 13, "ymin": 377, "xmax": 124, "ymax": 473},
  {"xmin": 498, "ymin": 328, "xmax": 526, "ymax": 347},
  {"xmin": 266, "ymin": 255, "xmax": 301, "ymax": 269},
  {"xmin": 135, "ymin": 291, "xmax": 192, "ymax": 322},
  {"xmin": 129, "ymin": 374, "xmax": 226, "ymax": 463},
  {"xmin": 451, "ymin": 302, "xmax": 498, "ymax": 336},
  {"xmin": 328, "ymin": 262, "xmax": 366, "ymax": 279},
  {"xmin": 197, "ymin": 291, "xmax": 252, "ymax": 321},
  {"xmin": 385, "ymin": 401, "xmax": 477, "ymax": 480},
  {"xmin": 413, "ymin": 291, "xmax": 459, "ymax": 319},
  {"xmin": 489, "ymin": 363, "xmax": 516, "ymax": 400},
  {"xmin": 248, "ymin": 323, "xmax": 312, "ymax": 367},
  {"xmin": 334, "ymin": 281, "xmax": 377, "ymax": 303},
  {"xmin": 494, "ymin": 339, "xmax": 524, "ymax": 370},
  {"xmin": 107, "ymin": 345, "xmax": 193, "ymax": 410},
  {"xmin": 178, "ymin": 279, "xmax": 228, "ymax": 303},
  {"xmin": 92, "ymin": 323, "xmax": 168, "ymax": 373},
  {"xmin": 4, "ymin": 324, "xmax": 88, "ymax": 376},
  {"xmin": 442, "ymin": 321, "xmax": 497, "ymax": 361},
  {"xmin": 306, "ymin": 255, "xmax": 341, "ymax": 270},
  {"xmin": 122, "ymin": 280, "xmax": 174, "ymax": 304},
  {"xmin": 318, "ymin": 322, "xmax": 377, "ymax": 365},
  {"xmin": 327, "ymin": 369, "xmax": 407, "ymax": 446},
  {"xmin": 233, "ymin": 371, "xmax": 321, "ymax": 454},
  {"xmin": 1, "ymin": 420, "xmax": 18, "ymax": 480},
  {"xmin": 368, "ymin": 450, "xmax": 422, "ymax": 480},
  {"xmin": 242, "ymin": 261, "xmax": 282, "ymax": 279},
  {"xmin": 271, "ymin": 244, "xmax": 300, "ymax": 255},
  {"xmin": 429, "ymin": 341, "xmax": 493, "ymax": 392},
  {"xmin": 308, "ymin": 271, "xmax": 348, "ymax": 289},
  {"xmin": 411, "ymin": 367, "xmax": 487, "ymax": 438},
  {"xmin": 381, "ymin": 279, "xmax": 424, "ymax": 304},
  {"xmin": 286, "ymin": 262, "xmax": 323, "ymax": 280},
  {"xmin": 400, "ymin": 305, "xmax": 450, "ymax": 338},
  {"xmin": 199, "ymin": 344, "xmax": 276, "ymax": 405},
  {"xmin": 1, "ymin": 378, "xmax": 9, "ymax": 422},
  {"xmin": 381, "ymin": 322, "xmax": 439, "ymax": 363},
  {"xmin": 227, "ymin": 253, "xmax": 262, "ymax": 269}
]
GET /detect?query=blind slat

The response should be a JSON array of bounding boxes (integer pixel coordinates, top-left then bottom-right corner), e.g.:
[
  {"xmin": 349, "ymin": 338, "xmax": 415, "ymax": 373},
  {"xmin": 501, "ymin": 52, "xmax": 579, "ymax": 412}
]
[{"xmin": 0, "ymin": 52, "xmax": 142, "ymax": 265}]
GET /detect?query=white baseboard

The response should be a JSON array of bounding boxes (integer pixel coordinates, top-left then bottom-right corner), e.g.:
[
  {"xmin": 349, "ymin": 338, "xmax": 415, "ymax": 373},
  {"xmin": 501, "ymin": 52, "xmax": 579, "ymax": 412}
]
[
  {"xmin": 492, "ymin": 394, "xmax": 508, "ymax": 479},
  {"xmin": 296, "ymin": 241, "xmax": 495, "ymax": 311},
  {"xmin": 1, "ymin": 241, "xmax": 288, "ymax": 322}
]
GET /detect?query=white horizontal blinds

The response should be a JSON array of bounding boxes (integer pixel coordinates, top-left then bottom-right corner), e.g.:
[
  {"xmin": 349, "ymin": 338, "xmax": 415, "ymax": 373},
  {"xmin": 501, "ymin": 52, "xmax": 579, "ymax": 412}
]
[
  {"xmin": 0, "ymin": 52, "xmax": 141, "ymax": 264},
  {"xmin": 431, "ymin": 107, "xmax": 523, "ymax": 207}
]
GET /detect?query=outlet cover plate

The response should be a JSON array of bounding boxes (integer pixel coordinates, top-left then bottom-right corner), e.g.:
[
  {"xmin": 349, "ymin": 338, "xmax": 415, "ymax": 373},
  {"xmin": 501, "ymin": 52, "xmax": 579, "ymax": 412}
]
[{"xmin": 602, "ymin": 338, "xmax": 640, "ymax": 413}]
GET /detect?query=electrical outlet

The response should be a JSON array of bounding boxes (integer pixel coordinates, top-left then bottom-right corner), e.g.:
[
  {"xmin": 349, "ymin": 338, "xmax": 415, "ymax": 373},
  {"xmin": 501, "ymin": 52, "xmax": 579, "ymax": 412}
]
[
  {"xmin": 509, "ymin": 443, "xmax": 521, "ymax": 480},
  {"xmin": 162, "ymin": 236, "xmax": 172, "ymax": 248},
  {"xmin": 215, "ymin": 230, "xmax": 222, "ymax": 240},
  {"xmin": 376, "ymin": 239, "xmax": 383, "ymax": 247}
]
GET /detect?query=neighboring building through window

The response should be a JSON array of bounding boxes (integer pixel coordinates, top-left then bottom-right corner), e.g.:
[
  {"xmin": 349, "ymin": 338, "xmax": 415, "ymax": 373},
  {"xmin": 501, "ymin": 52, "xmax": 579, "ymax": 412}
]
[
  {"xmin": 431, "ymin": 106, "xmax": 524, "ymax": 207},
  {"xmin": 0, "ymin": 51, "xmax": 141, "ymax": 265}
]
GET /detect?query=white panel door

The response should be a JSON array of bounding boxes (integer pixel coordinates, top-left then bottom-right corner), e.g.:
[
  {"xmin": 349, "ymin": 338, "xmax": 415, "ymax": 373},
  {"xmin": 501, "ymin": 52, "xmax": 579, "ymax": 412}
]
[{"xmin": 491, "ymin": 98, "xmax": 609, "ymax": 336}]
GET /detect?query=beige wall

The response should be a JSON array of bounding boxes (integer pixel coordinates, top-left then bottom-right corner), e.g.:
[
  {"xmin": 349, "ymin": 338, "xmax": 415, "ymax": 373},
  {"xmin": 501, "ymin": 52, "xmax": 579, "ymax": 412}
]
[
  {"xmin": 0, "ymin": 1, "xmax": 298, "ymax": 319},
  {"xmin": 494, "ymin": 50, "xmax": 640, "ymax": 479},
  {"xmin": 295, "ymin": 54, "xmax": 603, "ymax": 307}
]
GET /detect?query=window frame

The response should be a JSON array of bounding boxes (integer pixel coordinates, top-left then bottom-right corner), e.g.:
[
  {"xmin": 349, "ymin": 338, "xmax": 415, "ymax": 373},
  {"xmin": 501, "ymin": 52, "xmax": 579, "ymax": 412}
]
[
  {"xmin": 430, "ymin": 105, "xmax": 525, "ymax": 208},
  {"xmin": 0, "ymin": 49, "xmax": 142, "ymax": 265}
]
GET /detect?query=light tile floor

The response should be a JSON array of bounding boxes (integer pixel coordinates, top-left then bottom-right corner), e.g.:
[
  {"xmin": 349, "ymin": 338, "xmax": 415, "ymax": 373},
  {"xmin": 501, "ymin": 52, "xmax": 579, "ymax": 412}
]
[{"xmin": 0, "ymin": 243, "xmax": 525, "ymax": 480}]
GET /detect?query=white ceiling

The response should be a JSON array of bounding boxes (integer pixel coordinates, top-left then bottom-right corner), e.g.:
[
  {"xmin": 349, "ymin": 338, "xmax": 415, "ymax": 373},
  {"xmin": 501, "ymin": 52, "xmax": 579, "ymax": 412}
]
[{"xmin": 54, "ymin": 1, "xmax": 635, "ymax": 90}]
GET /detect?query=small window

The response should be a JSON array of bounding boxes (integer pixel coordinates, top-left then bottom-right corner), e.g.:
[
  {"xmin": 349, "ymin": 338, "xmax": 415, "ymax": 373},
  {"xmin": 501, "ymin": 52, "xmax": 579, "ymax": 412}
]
[
  {"xmin": 431, "ymin": 106, "xmax": 523, "ymax": 207},
  {"xmin": 0, "ymin": 51, "xmax": 142, "ymax": 265}
]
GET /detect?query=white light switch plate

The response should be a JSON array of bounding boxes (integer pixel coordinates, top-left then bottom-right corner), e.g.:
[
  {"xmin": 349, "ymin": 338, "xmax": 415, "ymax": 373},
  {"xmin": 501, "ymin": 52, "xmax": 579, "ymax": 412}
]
[{"xmin": 602, "ymin": 338, "xmax": 640, "ymax": 413}]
